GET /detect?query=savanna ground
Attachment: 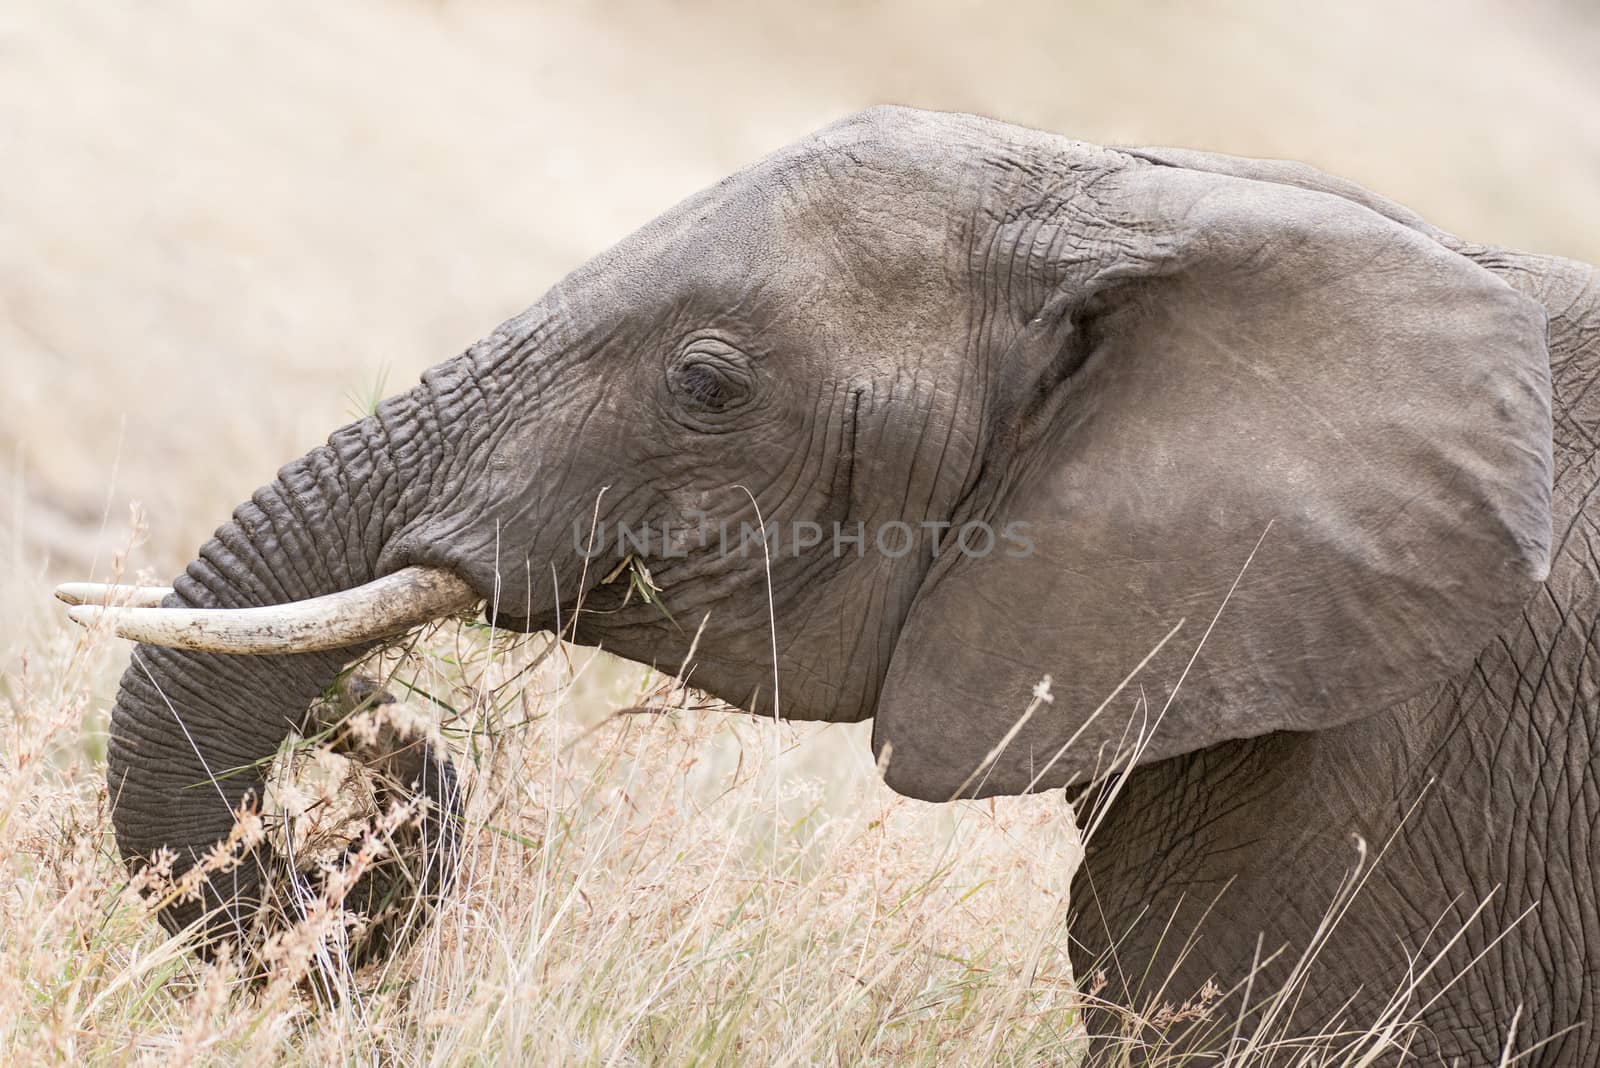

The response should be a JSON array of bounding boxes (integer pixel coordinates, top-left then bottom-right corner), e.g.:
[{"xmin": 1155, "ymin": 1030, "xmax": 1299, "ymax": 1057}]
[{"xmin": 4, "ymin": 1, "xmax": 1600, "ymax": 1063}]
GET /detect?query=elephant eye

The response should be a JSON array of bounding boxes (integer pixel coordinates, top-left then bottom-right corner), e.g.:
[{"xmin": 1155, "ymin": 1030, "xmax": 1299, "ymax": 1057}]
[
  {"xmin": 678, "ymin": 361, "xmax": 739, "ymax": 410},
  {"xmin": 667, "ymin": 337, "xmax": 756, "ymax": 419}
]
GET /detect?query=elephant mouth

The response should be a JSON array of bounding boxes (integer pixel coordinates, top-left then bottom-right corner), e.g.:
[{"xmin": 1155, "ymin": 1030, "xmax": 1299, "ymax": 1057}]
[
  {"xmin": 56, "ymin": 565, "xmax": 483, "ymax": 653},
  {"xmin": 479, "ymin": 579, "xmax": 616, "ymax": 637}
]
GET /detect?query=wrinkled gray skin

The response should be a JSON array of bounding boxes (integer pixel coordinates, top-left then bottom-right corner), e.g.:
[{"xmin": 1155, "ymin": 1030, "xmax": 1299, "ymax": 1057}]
[{"xmin": 107, "ymin": 107, "xmax": 1598, "ymax": 1063}]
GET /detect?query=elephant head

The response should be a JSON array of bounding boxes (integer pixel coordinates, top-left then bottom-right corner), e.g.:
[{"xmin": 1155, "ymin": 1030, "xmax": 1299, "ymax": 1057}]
[{"xmin": 68, "ymin": 107, "xmax": 1553, "ymax": 957}]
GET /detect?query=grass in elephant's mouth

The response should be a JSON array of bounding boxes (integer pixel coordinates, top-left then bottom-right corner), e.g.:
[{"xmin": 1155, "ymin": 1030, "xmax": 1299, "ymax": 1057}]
[{"xmin": 0, "ymin": 570, "xmax": 1506, "ymax": 1066}]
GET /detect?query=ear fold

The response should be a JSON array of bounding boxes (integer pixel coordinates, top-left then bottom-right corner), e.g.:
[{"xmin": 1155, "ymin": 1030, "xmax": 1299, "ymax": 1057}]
[{"xmin": 873, "ymin": 158, "xmax": 1552, "ymax": 801}]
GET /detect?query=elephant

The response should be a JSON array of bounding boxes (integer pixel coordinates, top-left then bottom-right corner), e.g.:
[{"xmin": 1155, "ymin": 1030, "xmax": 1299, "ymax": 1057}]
[{"xmin": 60, "ymin": 106, "xmax": 1600, "ymax": 1064}]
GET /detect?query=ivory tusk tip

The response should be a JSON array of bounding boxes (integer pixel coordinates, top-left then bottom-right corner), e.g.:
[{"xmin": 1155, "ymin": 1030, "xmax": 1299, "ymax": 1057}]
[
  {"xmin": 65, "ymin": 603, "xmax": 145, "ymax": 644},
  {"xmin": 65, "ymin": 604, "xmax": 104, "ymax": 629},
  {"xmin": 55, "ymin": 582, "xmax": 175, "ymax": 608}
]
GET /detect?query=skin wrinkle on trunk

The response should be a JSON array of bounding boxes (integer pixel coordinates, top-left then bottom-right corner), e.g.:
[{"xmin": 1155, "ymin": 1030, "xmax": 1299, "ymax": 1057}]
[{"xmin": 107, "ymin": 369, "xmax": 478, "ymax": 943}]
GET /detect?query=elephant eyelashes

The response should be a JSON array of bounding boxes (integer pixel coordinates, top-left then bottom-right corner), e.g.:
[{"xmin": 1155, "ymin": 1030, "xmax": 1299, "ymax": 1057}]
[
  {"xmin": 679, "ymin": 363, "xmax": 739, "ymax": 409},
  {"xmin": 667, "ymin": 337, "xmax": 758, "ymax": 421}
]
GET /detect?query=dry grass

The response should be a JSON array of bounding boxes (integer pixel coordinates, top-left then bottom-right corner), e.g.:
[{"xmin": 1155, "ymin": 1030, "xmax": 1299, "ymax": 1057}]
[
  {"xmin": 0, "ymin": 540, "xmax": 1089, "ymax": 1065},
  {"xmin": 0, "ymin": 531, "xmax": 1522, "ymax": 1066}
]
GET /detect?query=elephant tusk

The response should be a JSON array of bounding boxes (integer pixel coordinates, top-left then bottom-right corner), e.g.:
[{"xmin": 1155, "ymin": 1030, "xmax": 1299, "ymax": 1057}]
[
  {"xmin": 63, "ymin": 566, "xmax": 481, "ymax": 654},
  {"xmin": 55, "ymin": 583, "xmax": 175, "ymax": 608}
]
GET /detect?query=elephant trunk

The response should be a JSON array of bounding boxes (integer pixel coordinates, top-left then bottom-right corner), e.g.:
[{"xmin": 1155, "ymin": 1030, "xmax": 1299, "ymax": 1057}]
[{"xmin": 106, "ymin": 376, "xmax": 479, "ymax": 953}]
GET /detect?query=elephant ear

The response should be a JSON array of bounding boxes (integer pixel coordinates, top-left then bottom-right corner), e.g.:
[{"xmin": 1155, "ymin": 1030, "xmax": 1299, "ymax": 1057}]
[{"xmin": 873, "ymin": 157, "xmax": 1552, "ymax": 801}]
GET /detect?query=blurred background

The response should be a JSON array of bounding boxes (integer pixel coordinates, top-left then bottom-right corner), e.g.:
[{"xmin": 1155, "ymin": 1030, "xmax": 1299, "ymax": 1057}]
[{"xmin": 4, "ymin": 0, "xmax": 1600, "ymax": 648}]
